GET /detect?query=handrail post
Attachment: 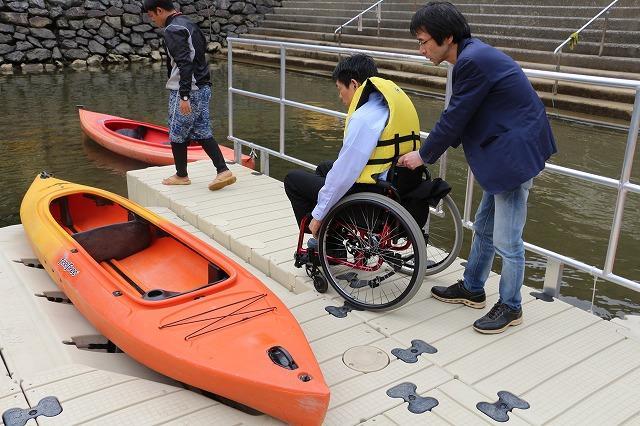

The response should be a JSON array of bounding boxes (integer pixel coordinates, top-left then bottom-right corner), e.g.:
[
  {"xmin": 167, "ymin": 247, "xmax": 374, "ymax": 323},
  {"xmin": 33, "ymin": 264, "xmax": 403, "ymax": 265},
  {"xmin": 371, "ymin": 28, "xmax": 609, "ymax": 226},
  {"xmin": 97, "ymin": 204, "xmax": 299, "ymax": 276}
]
[
  {"xmin": 603, "ymin": 88, "xmax": 640, "ymax": 274},
  {"xmin": 439, "ymin": 63, "xmax": 454, "ymax": 182},
  {"xmin": 553, "ymin": 50, "xmax": 561, "ymax": 97},
  {"xmin": 227, "ymin": 40, "xmax": 239, "ymax": 163},
  {"xmin": 260, "ymin": 151, "xmax": 270, "ymax": 176},
  {"xmin": 279, "ymin": 46, "xmax": 286, "ymax": 156},
  {"xmin": 599, "ymin": 10, "xmax": 610, "ymax": 56},
  {"xmin": 444, "ymin": 63, "xmax": 453, "ymax": 108},
  {"xmin": 463, "ymin": 167, "xmax": 475, "ymax": 226},
  {"xmin": 376, "ymin": 3, "xmax": 381, "ymax": 38},
  {"xmin": 543, "ymin": 258, "xmax": 564, "ymax": 297}
]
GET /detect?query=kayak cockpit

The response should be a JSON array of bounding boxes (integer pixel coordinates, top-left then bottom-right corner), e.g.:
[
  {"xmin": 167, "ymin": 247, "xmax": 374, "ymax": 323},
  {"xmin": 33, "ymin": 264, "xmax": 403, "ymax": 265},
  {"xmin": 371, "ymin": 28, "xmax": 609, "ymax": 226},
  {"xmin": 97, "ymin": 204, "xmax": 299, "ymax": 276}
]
[
  {"xmin": 104, "ymin": 120, "xmax": 171, "ymax": 145},
  {"xmin": 49, "ymin": 193, "xmax": 229, "ymax": 300}
]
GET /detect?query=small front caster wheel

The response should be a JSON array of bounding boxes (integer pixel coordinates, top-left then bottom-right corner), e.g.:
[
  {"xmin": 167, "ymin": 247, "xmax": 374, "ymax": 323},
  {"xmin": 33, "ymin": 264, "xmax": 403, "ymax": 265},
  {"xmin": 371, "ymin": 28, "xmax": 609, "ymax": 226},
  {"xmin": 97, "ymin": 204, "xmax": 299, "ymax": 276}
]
[{"xmin": 312, "ymin": 274, "xmax": 328, "ymax": 293}]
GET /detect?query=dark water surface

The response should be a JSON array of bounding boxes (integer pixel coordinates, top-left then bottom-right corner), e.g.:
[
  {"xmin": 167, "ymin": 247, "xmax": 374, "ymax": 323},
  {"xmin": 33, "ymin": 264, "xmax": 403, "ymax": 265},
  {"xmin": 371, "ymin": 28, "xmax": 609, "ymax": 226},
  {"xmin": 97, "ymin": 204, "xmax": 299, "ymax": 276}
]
[{"xmin": 0, "ymin": 61, "xmax": 638, "ymax": 318}]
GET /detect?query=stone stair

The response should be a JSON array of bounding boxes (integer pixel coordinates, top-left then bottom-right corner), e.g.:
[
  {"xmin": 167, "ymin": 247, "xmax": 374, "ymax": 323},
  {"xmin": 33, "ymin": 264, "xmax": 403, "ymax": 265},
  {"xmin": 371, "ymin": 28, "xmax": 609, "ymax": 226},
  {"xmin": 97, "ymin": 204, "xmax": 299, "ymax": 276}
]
[{"xmin": 227, "ymin": 0, "xmax": 640, "ymax": 123}]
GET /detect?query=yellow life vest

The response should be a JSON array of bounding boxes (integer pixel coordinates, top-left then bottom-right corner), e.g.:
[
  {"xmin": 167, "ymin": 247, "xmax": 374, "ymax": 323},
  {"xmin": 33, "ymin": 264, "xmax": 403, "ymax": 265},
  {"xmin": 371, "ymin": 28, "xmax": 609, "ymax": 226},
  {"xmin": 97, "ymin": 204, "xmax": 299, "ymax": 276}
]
[{"xmin": 345, "ymin": 77, "xmax": 421, "ymax": 184}]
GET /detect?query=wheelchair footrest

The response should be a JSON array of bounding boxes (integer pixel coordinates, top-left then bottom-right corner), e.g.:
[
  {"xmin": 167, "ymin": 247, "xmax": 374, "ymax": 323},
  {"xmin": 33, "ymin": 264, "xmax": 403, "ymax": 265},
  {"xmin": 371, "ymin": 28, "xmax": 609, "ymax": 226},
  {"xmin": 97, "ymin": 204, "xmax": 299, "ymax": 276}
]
[{"xmin": 294, "ymin": 252, "xmax": 308, "ymax": 268}]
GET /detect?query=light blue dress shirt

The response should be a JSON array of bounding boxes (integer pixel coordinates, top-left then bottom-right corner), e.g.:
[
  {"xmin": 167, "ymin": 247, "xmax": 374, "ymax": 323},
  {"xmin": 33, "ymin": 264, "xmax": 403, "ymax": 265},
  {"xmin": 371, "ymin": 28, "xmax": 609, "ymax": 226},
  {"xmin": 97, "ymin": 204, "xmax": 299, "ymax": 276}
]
[{"xmin": 312, "ymin": 92, "xmax": 390, "ymax": 220}]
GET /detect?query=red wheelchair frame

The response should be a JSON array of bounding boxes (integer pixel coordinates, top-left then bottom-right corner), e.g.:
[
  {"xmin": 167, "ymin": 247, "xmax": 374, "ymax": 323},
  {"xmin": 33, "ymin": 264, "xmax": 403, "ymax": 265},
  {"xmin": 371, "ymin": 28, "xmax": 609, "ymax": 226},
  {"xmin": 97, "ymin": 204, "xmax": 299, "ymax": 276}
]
[{"xmin": 293, "ymin": 181, "xmax": 407, "ymax": 293}]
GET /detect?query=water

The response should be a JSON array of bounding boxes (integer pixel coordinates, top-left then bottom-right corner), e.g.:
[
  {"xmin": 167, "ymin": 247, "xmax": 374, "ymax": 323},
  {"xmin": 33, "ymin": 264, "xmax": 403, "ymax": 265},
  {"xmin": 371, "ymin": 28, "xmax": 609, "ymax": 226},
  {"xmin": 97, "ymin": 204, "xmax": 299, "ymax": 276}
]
[{"xmin": 0, "ymin": 61, "xmax": 638, "ymax": 318}]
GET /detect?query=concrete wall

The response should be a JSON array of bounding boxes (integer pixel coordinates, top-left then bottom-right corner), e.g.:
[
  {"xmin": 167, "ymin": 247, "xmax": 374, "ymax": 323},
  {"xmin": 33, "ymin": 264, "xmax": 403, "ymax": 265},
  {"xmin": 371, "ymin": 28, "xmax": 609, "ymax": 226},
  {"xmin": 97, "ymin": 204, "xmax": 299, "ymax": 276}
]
[{"xmin": 0, "ymin": 0, "xmax": 281, "ymax": 73}]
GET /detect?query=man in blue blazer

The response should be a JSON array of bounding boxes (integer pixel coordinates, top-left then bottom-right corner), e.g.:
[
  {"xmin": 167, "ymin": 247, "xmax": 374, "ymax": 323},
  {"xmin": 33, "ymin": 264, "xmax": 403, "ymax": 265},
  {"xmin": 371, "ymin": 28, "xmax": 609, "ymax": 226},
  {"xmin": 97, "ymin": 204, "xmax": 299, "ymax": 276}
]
[{"xmin": 399, "ymin": 2, "xmax": 557, "ymax": 334}]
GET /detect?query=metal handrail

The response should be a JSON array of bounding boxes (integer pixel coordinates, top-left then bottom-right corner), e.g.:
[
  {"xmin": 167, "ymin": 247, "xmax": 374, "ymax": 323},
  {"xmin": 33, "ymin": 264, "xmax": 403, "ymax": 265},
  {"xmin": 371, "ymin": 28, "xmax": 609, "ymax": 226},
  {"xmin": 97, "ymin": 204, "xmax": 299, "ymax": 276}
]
[
  {"xmin": 554, "ymin": 0, "xmax": 619, "ymax": 57},
  {"xmin": 227, "ymin": 38, "xmax": 640, "ymax": 300},
  {"xmin": 334, "ymin": 0, "xmax": 383, "ymax": 48}
]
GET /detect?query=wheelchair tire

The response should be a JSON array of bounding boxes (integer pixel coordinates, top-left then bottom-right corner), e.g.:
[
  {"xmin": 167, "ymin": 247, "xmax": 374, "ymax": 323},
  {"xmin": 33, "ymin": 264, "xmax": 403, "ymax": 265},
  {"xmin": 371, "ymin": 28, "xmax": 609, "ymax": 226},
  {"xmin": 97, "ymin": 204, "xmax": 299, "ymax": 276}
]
[
  {"xmin": 318, "ymin": 192, "xmax": 426, "ymax": 311},
  {"xmin": 422, "ymin": 195, "xmax": 463, "ymax": 276}
]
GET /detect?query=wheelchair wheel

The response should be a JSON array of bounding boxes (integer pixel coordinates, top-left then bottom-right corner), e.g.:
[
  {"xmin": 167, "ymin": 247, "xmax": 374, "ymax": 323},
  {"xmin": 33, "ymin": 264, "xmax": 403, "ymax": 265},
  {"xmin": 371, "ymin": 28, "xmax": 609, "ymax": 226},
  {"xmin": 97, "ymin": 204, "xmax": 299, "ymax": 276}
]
[
  {"xmin": 317, "ymin": 193, "xmax": 426, "ymax": 311},
  {"xmin": 422, "ymin": 195, "xmax": 463, "ymax": 276}
]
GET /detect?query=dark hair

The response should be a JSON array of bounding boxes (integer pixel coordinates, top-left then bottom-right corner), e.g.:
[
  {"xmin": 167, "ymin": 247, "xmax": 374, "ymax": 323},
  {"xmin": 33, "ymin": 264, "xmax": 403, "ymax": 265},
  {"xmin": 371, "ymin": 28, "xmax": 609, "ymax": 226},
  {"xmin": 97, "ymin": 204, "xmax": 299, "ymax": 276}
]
[
  {"xmin": 142, "ymin": 0, "xmax": 175, "ymax": 12},
  {"xmin": 410, "ymin": 2, "xmax": 471, "ymax": 45},
  {"xmin": 331, "ymin": 54, "xmax": 378, "ymax": 87}
]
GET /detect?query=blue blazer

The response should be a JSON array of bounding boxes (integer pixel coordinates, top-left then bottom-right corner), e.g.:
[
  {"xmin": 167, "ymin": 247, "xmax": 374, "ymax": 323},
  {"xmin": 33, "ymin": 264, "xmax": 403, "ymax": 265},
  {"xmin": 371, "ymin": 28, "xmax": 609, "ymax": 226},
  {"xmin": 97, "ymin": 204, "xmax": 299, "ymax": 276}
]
[{"xmin": 420, "ymin": 38, "xmax": 557, "ymax": 194}]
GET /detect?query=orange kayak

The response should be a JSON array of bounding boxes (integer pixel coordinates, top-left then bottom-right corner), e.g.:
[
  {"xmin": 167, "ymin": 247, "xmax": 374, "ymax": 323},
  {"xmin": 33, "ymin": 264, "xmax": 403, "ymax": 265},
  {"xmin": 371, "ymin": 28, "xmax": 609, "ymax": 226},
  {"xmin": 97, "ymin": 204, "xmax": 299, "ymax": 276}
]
[
  {"xmin": 20, "ymin": 173, "xmax": 329, "ymax": 425},
  {"xmin": 78, "ymin": 108, "xmax": 255, "ymax": 169}
]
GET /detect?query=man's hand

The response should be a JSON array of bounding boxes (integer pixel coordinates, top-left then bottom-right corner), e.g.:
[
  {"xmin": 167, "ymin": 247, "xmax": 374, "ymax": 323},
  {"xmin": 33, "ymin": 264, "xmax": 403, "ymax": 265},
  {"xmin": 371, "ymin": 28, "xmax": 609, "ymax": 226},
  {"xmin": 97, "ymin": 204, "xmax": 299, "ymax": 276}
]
[
  {"xmin": 179, "ymin": 99, "xmax": 192, "ymax": 115},
  {"xmin": 309, "ymin": 218, "xmax": 321, "ymax": 238},
  {"xmin": 398, "ymin": 150, "xmax": 424, "ymax": 170}
]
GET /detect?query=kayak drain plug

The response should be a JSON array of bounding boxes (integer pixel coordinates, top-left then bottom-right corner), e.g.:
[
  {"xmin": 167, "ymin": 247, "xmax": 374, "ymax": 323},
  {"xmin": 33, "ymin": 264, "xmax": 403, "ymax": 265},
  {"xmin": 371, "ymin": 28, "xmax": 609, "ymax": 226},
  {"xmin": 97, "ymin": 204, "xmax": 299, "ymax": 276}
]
[{"xmin": 298, "ymin": 373, "xmax": 312, "ymax": 382}]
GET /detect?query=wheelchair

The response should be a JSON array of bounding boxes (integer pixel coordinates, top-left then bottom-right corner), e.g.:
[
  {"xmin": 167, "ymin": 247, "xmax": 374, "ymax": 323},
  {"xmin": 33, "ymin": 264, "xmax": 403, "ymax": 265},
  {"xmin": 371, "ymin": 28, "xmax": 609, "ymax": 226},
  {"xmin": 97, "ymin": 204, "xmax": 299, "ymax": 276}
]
[{"xmin": 293, "ymin": 165, "xmax": 463, "ymax": 311}]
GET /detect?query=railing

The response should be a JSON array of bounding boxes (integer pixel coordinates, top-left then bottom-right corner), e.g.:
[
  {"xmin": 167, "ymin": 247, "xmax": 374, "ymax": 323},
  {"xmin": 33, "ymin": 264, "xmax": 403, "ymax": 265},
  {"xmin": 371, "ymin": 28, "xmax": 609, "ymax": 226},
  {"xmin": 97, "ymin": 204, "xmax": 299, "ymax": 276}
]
[
  {"xmin": 334, "ymin": 0, "xmax": 383, "ymax": 49},
  {"xmin": 552, "ymin": 0, "xmax": 620, "ymax": 98},
  {"xmin": 554, "ymin": 0, "xmax": 620, "ymax": 63},
  {"xmin": 227, "ymin": 38, "xmax": 640, "ymax": 305}
]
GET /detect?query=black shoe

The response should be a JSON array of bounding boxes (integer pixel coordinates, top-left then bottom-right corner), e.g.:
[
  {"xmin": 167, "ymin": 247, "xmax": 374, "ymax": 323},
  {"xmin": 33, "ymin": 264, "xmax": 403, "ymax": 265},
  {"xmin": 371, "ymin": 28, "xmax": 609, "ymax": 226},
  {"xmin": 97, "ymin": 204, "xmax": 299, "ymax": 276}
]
[
  {"xmin": 473, "ymin": 302, "xmax": 523, "ymax": 334},
  {"xmin": 431, "ymin": 280, "xmax": 486, "ymax": 309},
  {"xmin": 307, "ymin": 238, "xmax": 318, "ymax": 251}
]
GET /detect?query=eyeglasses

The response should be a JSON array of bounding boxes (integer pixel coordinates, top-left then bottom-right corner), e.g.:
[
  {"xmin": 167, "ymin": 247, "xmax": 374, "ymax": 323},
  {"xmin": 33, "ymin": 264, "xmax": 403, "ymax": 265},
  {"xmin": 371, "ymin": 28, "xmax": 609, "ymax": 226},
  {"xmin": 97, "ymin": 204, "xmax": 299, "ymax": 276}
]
[{"xmin": 417, "ymin": 37, "xmax": 432, "ymax": 47}]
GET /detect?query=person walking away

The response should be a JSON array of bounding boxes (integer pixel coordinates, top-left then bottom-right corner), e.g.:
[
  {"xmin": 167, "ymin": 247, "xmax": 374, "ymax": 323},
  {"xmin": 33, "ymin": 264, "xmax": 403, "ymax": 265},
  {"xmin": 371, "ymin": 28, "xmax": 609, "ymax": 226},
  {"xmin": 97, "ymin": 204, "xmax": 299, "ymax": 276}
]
[
  {"xmin": 398, "ymin": 2, "xmax": 557, "ymax": 334},
  {"xmin": 144, "ymin": 0, "xmax": 236, "ymax": 190}
]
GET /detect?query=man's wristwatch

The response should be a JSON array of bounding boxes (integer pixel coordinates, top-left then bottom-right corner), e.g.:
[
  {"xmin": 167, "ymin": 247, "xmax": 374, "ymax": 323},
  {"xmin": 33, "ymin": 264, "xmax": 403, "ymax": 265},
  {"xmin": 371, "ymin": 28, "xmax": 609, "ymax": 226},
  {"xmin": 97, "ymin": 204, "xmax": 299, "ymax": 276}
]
[{"xmin": 181, "ymin": 95, "xmax": 189, "ymax": 101}]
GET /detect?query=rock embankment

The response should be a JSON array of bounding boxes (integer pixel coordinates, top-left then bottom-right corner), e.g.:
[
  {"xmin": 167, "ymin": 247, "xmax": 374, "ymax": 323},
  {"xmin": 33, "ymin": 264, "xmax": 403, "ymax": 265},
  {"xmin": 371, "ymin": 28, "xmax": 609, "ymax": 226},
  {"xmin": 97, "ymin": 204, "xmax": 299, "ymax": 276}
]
[{"xmin": 0, "ymin": 0, "xmax": 280, "ymax": 73}]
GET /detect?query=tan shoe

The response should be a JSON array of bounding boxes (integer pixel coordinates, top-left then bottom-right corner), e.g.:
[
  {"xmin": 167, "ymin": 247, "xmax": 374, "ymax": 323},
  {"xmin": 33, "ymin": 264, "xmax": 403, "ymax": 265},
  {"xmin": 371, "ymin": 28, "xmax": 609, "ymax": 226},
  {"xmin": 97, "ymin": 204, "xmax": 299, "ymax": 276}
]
[
  {"xmin": 162, "ymin": 174, "xmax": 191, "ymax": 185},
  {"xmin": 208, "ymin": 170, "xmax": 236, "ymax": 191}
]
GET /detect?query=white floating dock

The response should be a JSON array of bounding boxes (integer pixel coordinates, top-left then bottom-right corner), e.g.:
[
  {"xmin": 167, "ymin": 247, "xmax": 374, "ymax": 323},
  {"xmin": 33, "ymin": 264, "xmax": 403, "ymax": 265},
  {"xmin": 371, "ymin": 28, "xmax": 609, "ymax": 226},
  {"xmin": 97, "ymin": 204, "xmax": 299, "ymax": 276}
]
[{"xmin": 1, "ymin": 160, "xmax": 639, "ymax": 425}]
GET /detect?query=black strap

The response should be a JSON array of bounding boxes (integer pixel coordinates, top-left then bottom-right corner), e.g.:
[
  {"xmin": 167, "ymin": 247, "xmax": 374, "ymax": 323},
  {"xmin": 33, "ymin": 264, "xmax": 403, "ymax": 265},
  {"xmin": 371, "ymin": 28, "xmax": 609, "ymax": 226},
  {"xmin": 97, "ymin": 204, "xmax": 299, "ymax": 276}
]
[
  {"xmin": 367, "ymin": 157, "xmax": 395, "ymax": 165},
  {"xmin": 377, "ymin": 132, "xmax": 420, "ymax": 147},
  {"xmin": 393, "ymin": 133, "xmax": 400, "ymax": 159},
  {"xmin": 367, "ymin": 131, "xmax": 419, "ymax": 165}
]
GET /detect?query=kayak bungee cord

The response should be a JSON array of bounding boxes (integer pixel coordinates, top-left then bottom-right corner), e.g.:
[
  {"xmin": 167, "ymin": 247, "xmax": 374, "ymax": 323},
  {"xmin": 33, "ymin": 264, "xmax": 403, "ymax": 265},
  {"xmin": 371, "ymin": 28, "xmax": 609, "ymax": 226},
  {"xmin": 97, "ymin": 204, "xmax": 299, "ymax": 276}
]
[{"xmin": 158, "ymin": 293, "xmax": 277, "ymax": 340}]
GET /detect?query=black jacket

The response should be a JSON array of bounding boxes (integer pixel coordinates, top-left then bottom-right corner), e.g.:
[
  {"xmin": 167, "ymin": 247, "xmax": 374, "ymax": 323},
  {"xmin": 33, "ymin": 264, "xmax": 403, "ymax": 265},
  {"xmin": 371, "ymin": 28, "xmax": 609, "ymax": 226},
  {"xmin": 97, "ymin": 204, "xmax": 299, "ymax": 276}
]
[{"xmin": 163, "ymin": 13, "xmax": 210, "ymax": 98}]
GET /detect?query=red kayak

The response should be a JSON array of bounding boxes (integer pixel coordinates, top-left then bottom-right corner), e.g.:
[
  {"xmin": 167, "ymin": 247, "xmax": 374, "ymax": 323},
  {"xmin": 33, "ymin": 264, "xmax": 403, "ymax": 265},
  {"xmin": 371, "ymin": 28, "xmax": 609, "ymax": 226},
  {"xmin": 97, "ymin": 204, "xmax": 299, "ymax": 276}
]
[{"xmin": 79, "ymin": 108, "xmax": 255, "ymax": 169}]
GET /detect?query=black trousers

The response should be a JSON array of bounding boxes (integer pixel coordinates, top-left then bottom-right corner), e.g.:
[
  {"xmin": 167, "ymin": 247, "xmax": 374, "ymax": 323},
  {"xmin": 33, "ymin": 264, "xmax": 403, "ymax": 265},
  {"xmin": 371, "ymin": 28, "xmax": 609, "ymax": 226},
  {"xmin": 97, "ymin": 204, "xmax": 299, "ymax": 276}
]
[
  {"xmin": 171, "ymin": 137, "xmax": 229, "ymax": 177},
  {"xmin": 284, "ymin": 160, "xmax": 382, "ymax": 231}
]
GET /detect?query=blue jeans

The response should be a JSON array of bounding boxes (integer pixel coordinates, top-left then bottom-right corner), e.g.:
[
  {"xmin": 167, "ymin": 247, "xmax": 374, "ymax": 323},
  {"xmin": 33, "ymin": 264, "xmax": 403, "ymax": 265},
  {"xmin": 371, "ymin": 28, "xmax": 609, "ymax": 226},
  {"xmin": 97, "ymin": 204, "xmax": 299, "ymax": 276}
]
[{"xmin": 463, "ymin": 179, "xmax": 533, "ymax": 310}]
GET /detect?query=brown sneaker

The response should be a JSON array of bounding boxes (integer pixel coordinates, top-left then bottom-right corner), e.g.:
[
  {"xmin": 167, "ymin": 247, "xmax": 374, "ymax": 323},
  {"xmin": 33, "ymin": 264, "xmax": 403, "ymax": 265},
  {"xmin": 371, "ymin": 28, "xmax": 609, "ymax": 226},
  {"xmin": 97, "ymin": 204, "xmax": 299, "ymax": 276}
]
[
  {"xmin": 162, "ymin": 174, "xmax": 191, "ymax": 185},
  {"xmin": 208, "ymin": 170, "xmax": 236, "ymax": 191}
]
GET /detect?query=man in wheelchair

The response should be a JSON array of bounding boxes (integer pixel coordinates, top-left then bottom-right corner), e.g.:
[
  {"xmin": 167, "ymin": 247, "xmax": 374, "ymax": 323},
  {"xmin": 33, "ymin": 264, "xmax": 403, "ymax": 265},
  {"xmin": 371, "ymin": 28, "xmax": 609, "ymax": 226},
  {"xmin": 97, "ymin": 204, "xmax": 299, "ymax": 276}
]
[{"xmin": 284, "ymin": 54, "xmax": 452, "ymax": 309}]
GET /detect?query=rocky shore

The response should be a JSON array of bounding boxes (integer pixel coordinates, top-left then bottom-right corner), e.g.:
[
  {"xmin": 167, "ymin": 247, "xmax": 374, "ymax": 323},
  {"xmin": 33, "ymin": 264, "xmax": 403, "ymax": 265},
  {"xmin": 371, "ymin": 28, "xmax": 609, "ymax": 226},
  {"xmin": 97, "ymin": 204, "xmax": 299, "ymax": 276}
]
[{"xmin": 0, "ymin": 0, "xmax": 280, "ymax": 73}]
